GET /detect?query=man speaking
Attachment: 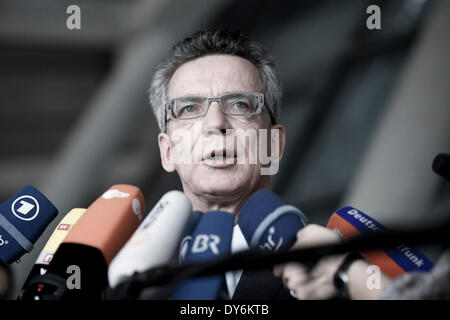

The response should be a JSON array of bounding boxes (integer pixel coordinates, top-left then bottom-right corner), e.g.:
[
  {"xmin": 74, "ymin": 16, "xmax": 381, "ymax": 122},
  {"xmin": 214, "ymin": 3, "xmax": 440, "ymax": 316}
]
[{"xmin": 148, "ymin": 29, "xmax": 291, "ymax": 299}]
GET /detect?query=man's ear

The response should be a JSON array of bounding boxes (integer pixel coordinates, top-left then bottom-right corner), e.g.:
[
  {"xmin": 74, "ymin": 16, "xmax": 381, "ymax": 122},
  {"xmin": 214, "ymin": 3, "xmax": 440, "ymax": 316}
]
[
  {"xmin": 270, "ymin": 124, "xmax": 286, "ymax": 164},
  {"xmin": 158, "ymin": 132, "xmax": 176, "ymax": 172}
]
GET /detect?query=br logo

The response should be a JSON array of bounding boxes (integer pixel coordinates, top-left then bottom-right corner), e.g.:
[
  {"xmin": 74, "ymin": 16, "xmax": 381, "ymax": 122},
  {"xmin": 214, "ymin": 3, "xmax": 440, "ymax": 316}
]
[
  {"xmin": 191, "ymin": 234, "xmax": 221, "ymax": 255},
  {"xmin": 11, "ymin": 195, "xmax": 40, "ymax": 221}
]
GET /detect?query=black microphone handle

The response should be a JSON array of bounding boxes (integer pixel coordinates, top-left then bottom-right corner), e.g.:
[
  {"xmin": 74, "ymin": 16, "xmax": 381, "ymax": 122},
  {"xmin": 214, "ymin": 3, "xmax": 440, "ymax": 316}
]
[{"xmin": 116, "ymin": 220, "xmax": 450, "ymax": 299}]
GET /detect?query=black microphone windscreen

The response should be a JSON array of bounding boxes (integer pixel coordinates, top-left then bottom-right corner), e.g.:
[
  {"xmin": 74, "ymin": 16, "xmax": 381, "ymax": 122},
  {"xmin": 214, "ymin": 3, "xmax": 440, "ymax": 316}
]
[{"xmin": 432, "ymin": 153, "xmax": 450, "ymax": 181}]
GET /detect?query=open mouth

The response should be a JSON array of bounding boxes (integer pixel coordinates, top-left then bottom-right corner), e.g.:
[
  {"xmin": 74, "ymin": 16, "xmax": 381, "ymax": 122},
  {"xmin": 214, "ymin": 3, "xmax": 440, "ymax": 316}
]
[
  {"xmin": 202, "ymin": 149, "xmax": 237, "ymax": 167},
  {"xmin": 207, "ymin": 149, "xmax": 236, "ymax": 160}
]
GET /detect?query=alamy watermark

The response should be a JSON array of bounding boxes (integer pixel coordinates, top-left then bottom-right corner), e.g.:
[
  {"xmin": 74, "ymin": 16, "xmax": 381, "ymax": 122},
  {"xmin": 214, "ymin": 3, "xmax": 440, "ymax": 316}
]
[
  {"xmin": 366, "ymin": 264, "xmax": 382, "ymax": 290},
  {"xmin": 66, "ymin": 5, "xmax": 81, "ymax": 30},
  {"xmin": 168, "ymin": 122, "xmax": 281, "ymax": 175},
  {"xmin": 66, "ymin": 265, "xmax": 81, "ymax": 290},
  {"xmin": 366, "ymin": 5, "xmax": 381, "ymax": 30}
]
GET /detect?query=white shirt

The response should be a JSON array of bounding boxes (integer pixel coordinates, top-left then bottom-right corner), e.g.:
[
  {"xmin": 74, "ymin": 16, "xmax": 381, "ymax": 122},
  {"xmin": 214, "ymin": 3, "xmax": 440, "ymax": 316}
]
[{"xmin": 225, "ymin": 224, "xmax": 249, "ymax": 298}]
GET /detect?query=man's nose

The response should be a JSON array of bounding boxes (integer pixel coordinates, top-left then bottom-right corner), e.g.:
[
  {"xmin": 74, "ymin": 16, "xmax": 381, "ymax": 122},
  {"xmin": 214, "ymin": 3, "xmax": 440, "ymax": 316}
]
[{"xmin": 202, "ymin": 101, "xmax": 230, "ymax": 134}]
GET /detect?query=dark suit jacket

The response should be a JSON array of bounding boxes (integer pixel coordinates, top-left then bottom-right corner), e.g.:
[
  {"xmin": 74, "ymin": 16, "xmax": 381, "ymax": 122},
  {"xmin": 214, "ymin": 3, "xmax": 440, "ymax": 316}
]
[{"xmin": 232, "ymin": 268, "xmax": 295, "ymax": 300}]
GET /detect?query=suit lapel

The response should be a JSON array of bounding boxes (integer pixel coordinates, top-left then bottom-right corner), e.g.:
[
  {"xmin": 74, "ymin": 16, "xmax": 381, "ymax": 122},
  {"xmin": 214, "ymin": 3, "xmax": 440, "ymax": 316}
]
[{"xmin": 232, "ymin": 268, "xmax": 291, "ymax": 300}]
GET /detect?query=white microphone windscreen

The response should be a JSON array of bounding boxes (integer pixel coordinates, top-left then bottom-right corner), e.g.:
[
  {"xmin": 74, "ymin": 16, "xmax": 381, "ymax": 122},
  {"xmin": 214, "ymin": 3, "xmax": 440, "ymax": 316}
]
[{"xmin": 108, "ymin": 190, "xmax": 192, "ymax": 288}]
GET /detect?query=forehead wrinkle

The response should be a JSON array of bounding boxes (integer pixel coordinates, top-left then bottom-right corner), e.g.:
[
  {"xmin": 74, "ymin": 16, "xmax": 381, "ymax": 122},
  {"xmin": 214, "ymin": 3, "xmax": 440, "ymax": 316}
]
[{"xmin": 167, "ymin": 55, "xmax": 264, "ymax": 99}]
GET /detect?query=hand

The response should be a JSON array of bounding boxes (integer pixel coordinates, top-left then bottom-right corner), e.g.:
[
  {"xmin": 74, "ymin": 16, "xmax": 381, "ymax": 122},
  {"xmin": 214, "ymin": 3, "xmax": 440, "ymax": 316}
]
[{"xmin": 273, "ymin": 224, "xmax": 345, "ymax": 300}]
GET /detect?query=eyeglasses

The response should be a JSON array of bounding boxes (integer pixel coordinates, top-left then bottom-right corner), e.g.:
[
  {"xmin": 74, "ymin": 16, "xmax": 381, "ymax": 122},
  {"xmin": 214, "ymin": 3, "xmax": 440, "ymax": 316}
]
[{"xmin": 164, "ymin": 92, "xmax": 275, "ymax": 128}]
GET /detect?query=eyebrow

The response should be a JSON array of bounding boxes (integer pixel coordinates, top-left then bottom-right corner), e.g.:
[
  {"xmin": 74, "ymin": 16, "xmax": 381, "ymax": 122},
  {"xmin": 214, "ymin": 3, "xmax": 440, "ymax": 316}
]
[{"xmin": 171, "ymin": 91, "xmax": 256, "ymax": 99}]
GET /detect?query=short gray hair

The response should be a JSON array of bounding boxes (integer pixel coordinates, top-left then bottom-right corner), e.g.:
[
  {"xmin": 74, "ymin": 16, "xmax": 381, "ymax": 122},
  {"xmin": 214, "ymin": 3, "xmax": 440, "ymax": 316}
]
[{"xmin": 148, "ymin": 29, "xmax": 282, "ymax": 132}]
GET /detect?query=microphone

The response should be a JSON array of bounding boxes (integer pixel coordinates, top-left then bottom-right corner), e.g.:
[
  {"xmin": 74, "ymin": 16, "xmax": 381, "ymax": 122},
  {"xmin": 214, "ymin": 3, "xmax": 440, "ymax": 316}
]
[
  {"xmin": 171, "ymin": 210, "xmax": 234, "ymax": 300},
  {"xmin": 19, "ymin": 185, "xmax": 144, "ymax": 300},
  {"xmin": 432, "ymin": 153, "xmax": 450, "ymax": 181},
  {"xmin": 108, "ymin": 191, "xmax": 192, "ymax": 289},
  {"xmin": 21, "ymin": 209, "xmax": 86, "ymax": 290},
  {"xmin": 327, "ymin": 206, "xmax": 434, "ymax": 277},
  {"xmin": 178, "ymin": 210, "xmax": 204, "ymax": 264},
  {"xmin": 238, "ymin": 189, "xmax": 309, "ymax": 251},
  {"xmin": 0, "ymin": 185, "xmax": 58, "ymax": 265}
]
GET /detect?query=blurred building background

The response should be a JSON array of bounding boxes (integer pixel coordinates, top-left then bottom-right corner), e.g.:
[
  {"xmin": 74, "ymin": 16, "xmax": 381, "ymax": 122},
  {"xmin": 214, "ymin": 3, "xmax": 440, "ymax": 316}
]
[{"xmin": 0, "ymin": 0, "xmax": 449, "ymax": 298}]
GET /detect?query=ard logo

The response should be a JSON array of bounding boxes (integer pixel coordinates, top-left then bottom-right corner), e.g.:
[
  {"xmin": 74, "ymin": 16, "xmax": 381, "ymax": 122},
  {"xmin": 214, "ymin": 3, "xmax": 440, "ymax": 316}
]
[{"xmin": 11, "ymin": 195, "xmax": 40, "ymax": 221}]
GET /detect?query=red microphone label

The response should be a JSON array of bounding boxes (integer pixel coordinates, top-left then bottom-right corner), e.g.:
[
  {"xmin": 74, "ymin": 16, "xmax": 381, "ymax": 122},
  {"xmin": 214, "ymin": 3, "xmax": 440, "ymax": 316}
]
[{"xmin": 58, "ymin": 224, "xmax": 71, "ymax": 231}]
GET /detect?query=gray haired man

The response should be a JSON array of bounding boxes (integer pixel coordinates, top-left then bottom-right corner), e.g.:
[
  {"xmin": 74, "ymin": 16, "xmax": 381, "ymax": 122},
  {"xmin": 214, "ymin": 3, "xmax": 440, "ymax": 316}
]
[{"xmin": 148, "ymin": 30, "xmax": 291, "ymax": 299}]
